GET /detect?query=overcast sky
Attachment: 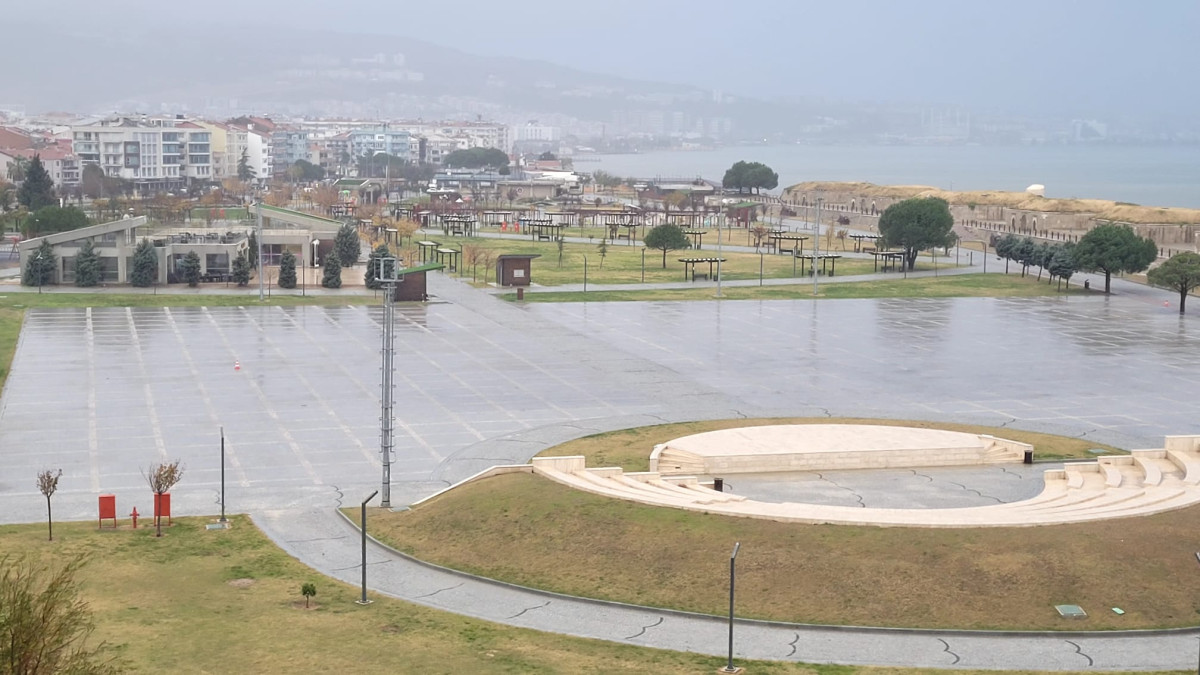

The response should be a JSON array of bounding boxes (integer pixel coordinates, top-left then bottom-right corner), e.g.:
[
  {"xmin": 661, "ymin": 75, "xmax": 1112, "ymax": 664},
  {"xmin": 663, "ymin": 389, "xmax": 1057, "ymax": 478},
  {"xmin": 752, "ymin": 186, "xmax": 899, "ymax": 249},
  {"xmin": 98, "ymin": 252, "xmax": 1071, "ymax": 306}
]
[{"xmin": 12, "ymin": 0, "xmax": 1199, "ymax": 121}]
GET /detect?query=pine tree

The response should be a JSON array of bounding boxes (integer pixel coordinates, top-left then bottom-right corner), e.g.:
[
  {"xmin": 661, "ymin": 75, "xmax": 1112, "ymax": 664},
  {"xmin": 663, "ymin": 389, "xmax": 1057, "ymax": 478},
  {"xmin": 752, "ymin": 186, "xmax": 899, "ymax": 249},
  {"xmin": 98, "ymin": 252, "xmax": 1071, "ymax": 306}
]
[
  {"xmin": 364, "ymin": 244, "xmax": 391, "ymax": 289},
  {"xmin": 247, "ymin": 231, "xmax": 258, "ymax": 268},
  {"xmin": 334, "ymin": 222, "xmax": 360, "ymax": 267},
  {"xmin": 22, "ymin": 239, "xmax": 56, "ymax": 287},
  {"xmin": 322, "ymin": 251, "xmax": 342, "ymax": 288},
  {"xmin": 74, "ymin": 239, "xmax": 101, "ymax": 287},
  {"xmin": 17, "ymin": 154, "xmax": 56, "ymax": 211},
  {"xmin": 182, "ymin": 250, "xmax": 201, "ymax": 287},
  {"xmin": 231, "ymin": 251, "xmax": 251, "ymax": 286},
  {"xmin": 237, "ymin": 149, "xmax": 256, "ymax": 182},
  {"xmin": 130, "ymin": 239, "xmax": 158, "ymax": 287},
  {"xmin": 278, "ymin": 249, "xmax": 297, "ymax": 289}
]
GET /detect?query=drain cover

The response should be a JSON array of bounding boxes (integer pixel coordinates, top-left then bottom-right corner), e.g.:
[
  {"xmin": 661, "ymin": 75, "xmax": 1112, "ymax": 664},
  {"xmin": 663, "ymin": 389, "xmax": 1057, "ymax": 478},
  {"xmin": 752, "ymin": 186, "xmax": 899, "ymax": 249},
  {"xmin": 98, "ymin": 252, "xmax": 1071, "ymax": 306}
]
[{"xmin": 1055, "ymin": 604, "xmax": 1087, "ymax": 618}]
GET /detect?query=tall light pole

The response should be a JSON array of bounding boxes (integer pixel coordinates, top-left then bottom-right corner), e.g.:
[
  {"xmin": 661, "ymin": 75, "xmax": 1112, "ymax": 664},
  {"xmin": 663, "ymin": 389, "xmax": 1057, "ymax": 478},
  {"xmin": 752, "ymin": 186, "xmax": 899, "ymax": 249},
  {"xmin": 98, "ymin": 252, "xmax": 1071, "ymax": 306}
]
[
  {"xmin": 254, "ymin": 202, "xmax": 264, "ymax": 301},
  {"xmin": 716, "ymin": 211, "xmax": 723, "ymax": 298},
  {"xmin": 812, "ymin": 198, "xmax": 822, "ymax": 296},
  {"xmin": 375, "ymin": 255, "xmax": 399, "ymax": 508}
]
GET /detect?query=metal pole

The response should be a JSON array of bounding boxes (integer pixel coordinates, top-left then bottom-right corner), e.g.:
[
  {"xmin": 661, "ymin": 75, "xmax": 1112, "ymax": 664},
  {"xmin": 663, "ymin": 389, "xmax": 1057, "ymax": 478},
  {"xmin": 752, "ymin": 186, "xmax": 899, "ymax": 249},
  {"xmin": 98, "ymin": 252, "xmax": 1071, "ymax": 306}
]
[
  {"xmin": 716, "ymin": 216, "xmax": 723, "ymax": 298},
  {"xmin": 813, "ymin": 199, "xmax": 821, "ymax": 296},
  {"xmin": 219, "ymin": 426, "xmax": 226, "ymax": 523},
  {"xmin": 380, "ymin": 263, "xmax": 394, "ymax": 509},
  {"xmin": 759, "ymin": 252, "xmax": 764, "ymax": 286},
  {"xmin": 358, "ymin": 490, "xmax": 379, "ymax": 605},
  {"xmin": 726, "ymin": 542, "xmax": 740, "ymax": 673},
  {"xmin": 255, "ymin": 202, "xmax": 264, "ymax": 301},
  {"xmin": 641, "ymin": 248, "xmax": 645, "ymax": 283},
  {"xmin": 583, "ymin": 255, "xmax": 588, "ymax": 293}
]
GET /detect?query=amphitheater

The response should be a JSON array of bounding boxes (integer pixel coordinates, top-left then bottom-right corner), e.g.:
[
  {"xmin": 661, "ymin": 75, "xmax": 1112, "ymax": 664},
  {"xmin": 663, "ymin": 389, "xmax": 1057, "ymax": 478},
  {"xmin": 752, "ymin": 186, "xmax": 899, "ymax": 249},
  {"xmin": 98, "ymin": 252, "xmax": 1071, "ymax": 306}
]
[{"xmin": 528, "ymin": 425, "xmax": 1200, "ymax": 527}]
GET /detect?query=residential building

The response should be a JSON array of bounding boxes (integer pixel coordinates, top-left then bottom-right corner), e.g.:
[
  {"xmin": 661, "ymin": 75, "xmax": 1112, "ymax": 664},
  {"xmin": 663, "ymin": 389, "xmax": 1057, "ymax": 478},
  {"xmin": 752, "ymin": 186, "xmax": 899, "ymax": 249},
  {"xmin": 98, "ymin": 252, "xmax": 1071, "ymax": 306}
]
[
  {"xmin": 71, "ymin": 116, "xmax": 212, "ymax": 194},
  {"xmin": 348, "ymin": 127, "xmax": 413, "ymax": 161},
  {"xmin": 195, "ymin": 121, "xmax": 249, "ymax": 181},
  {"xmin": 271, "ymin": 126, "xmax": 311, "ymax": 175}
]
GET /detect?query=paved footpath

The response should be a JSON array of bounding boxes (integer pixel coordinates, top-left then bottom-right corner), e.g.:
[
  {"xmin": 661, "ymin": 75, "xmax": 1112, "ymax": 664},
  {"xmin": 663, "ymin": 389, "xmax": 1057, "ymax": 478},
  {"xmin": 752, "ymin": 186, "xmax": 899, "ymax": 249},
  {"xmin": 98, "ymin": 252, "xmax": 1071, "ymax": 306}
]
[{"xmin": 249, "ymin": 274, "xmax": 1200, "ymax": 672}]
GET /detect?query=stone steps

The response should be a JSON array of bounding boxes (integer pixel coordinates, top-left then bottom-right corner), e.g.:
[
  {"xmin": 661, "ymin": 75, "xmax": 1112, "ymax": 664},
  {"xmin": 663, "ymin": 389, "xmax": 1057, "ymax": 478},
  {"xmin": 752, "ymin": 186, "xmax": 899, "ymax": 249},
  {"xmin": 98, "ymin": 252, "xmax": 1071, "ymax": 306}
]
[{"xmin": 529, "ymin": 435, "xmax": 1200, "ymax": 528}]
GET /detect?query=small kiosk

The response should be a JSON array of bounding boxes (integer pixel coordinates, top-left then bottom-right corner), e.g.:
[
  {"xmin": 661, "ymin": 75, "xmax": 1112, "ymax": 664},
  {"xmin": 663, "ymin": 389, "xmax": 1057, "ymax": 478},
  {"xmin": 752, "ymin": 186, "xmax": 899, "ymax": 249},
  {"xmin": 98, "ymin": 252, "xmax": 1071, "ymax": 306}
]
[{"xmin": 496, "ymin": 254, "xmax": 540, "ymax": 287}]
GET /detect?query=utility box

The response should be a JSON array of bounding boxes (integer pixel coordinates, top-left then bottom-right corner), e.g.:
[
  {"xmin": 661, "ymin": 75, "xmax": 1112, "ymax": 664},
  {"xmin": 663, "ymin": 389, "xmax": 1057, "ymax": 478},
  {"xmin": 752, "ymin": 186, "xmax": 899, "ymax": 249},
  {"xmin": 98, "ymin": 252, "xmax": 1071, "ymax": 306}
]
[
  {"xmin": 497, "ymin": 254, "xmax": 540, "ymax": 287},
  {"xmin": 98, "ymin": 495, "xmax": 117, "ymax": 528},
  {"xmin": 153, "ymin": 493, "xmax": 172, "ymax": 525}
]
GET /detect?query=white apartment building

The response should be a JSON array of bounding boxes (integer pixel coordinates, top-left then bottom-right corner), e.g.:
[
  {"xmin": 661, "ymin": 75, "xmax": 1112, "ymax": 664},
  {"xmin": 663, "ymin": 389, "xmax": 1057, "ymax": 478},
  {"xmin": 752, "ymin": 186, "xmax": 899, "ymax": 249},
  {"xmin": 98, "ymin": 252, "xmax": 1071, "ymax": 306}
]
[
  {"xmin": 72, "ymin": 116, "xmax": 212, "ymax": 193},
  {"xmin": 516, "ymin": 122, "xmax": 561, "ymax": 143},
  {"xmin": 245, "ymin": 128, "xmax": 272, "ymax": 183}
]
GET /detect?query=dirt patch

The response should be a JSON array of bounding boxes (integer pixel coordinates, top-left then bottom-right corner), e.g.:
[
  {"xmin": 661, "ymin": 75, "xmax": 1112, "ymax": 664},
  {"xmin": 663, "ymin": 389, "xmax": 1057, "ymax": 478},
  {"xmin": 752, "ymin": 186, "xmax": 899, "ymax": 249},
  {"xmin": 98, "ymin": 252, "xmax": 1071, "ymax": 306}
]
[
  {"xmin": 291, "ymin": 600, "xmax": 320, "ymax": 610},
  {"xmin": 227, "ymin": 578, "xmax": 255, "ymax": 589}
]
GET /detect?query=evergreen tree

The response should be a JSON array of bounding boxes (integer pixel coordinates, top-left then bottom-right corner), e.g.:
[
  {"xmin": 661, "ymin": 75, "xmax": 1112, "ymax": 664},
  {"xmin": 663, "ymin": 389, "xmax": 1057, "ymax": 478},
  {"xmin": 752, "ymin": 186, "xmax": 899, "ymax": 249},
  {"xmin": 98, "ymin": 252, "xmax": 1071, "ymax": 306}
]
[
  {"xmin": 322, "ymin": 251, "xmax": 342, "ymax": 288},
  {"xmin": 130, "ymin": 239, "xmax": 159, "ymax": 287},
  {"xmin": 22, "ymin": 239, "xmax": 56, "ymax": 287},
  {"xmin": 334, "ymin": 222, "xmax": 360, "ymax": 267},
  {"xmin": 278, "ymin": 250, "xmax": 297, "ymax": 289},
  {"xmin": 364, "ymin": 244, "xmax": 392, "ymax": 289},
  {"xmin": 74, "ymin": 239, "xmax": 101, "ymax": 287},
  {"xmin": 237, "ymin": 149, "xmax": 255, "ymax": 182},
  {"xmin": 247, "ymin": 231, "xmax": 258, "ymax": 268},
  {"xmin": 231, "ymin": 251, "xmax": 251, "ymax": 286},
  {"xmin": 17, "ymin": 154, "xmax": 56, "ymax": 210},
  {"xmin": 181, "ymin": 250, "xmax": 201, "ymax": 287}
]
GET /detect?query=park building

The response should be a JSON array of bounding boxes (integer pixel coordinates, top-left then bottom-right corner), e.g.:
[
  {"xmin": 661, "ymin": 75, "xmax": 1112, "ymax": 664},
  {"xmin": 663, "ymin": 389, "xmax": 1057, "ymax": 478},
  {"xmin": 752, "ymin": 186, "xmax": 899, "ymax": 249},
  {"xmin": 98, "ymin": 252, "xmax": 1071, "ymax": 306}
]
[{"xmin": 17, "ymin": 206, "xmax": 342, "ymax": 286}]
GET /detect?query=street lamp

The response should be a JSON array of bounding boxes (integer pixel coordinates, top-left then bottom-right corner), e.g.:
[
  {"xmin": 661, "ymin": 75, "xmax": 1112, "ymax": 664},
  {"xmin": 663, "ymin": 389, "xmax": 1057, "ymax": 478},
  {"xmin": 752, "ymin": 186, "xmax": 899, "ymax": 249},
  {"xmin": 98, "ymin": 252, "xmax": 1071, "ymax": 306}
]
[
  {"xmin": 722, "ymin": 542, "xmax": 741, "ymax": 674},
  {"xmin": 33, "ymin": 251, "xmax": 44, "ymax": 294}
]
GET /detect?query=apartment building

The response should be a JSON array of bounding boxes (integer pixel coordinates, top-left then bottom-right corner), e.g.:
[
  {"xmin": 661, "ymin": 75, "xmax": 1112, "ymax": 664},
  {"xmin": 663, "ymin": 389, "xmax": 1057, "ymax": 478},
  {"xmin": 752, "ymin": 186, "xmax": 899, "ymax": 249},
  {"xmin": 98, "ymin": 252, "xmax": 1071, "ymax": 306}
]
[
  {"xmin": 72, "ymin": 116, "xmax": 212, "ymax": 193},
  {"xmin": 194, "ymin": 121, "xmax": 249, "ymax": 181}
]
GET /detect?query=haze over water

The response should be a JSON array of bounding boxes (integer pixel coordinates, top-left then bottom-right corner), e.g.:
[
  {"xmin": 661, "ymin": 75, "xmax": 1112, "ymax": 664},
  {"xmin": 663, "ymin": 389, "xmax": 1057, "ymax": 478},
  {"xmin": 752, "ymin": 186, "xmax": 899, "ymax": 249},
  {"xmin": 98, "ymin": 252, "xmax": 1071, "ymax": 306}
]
[{"xmin": 592, "ymin": 144, "xmax": 1200, "ymax": 209}]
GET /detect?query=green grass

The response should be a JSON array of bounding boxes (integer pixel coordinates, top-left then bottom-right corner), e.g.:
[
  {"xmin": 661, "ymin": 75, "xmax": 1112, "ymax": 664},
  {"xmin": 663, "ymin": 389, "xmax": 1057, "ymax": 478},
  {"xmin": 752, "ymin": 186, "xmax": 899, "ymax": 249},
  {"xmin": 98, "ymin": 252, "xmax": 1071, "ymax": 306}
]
[
  {"xmin": 432, "ymin": 234, "xmax": 948, "ymax": 286},
  {"xmin": 367, "ymin": 471, "xmax": 1200, "ymax": 632},
  {"xmin": 536, "ymin": 418, "xmax": 1121, "ymax": 471},
  {"xmin": 5, "ymin": 517, "xmax": 1135, "ymax": 675},
  {"xmin": 505, "ymin": 273, "xmax": 1086, "ymax": 302}
]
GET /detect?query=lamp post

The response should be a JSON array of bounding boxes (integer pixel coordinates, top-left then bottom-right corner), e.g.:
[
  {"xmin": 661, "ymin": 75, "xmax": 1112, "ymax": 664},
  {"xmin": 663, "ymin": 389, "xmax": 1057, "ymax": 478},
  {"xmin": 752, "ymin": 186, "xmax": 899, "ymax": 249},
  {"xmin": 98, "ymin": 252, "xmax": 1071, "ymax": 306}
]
[
  {"xmin": 357, "ymin": 490, "xmax": 379, "ymax": 605},
  {"xmin": 254, "ymin": 201, "xmax": 264, "ymax": 301},
  {"xmin": 722, "ymin": 542, "xmax": 741, "ymax": 674},
  {"xmin": 310, "ymin": 238, "xmax": 319, "ymax": 294},
  {"xmin": 33, "ymin": 251, "xmax": 44, "ymax": 294},
  {"xmin": 219, "ymin": 426, "xmax": 227, "ymax": 523},
  {"xmin": 812, "ymin": 198, "xmax": 823, "ymax": 296}
]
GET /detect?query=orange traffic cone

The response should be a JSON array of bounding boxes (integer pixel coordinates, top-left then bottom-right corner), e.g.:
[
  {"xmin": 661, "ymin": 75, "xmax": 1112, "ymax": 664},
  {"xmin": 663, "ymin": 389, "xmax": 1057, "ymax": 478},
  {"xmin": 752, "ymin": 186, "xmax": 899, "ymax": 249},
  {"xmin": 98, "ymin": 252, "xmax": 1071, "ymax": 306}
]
[{"xmin": 234, "ymin": 360, "xmax": 241, "ymax": 371}]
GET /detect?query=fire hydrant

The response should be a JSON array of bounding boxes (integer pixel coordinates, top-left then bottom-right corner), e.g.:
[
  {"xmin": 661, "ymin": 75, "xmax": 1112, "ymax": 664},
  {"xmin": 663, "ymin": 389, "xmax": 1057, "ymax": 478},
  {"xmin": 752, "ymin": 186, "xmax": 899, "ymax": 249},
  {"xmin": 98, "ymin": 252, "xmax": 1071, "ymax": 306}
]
[{"xmin": 130, "ymin": 507, "xmax": 140, "ymax": 529}]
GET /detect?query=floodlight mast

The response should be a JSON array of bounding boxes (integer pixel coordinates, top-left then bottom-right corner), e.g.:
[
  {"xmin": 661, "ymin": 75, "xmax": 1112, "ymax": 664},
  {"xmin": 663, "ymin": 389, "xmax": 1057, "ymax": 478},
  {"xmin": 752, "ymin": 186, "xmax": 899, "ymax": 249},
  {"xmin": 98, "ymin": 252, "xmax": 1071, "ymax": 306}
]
[{"xmin": 375, "ymin": 256, "xmax": 400, "ymax": 508}]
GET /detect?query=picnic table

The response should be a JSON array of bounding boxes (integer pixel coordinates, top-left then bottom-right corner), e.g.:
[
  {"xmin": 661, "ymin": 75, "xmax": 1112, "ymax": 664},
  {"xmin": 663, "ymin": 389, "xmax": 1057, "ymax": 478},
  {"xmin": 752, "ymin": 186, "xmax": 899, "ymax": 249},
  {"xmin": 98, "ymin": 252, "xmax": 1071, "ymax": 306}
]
[
  {"xmin": 850, "ymin": 234, "xmax": 883, "ymax": 253},
  {"xmin": 770, "ymin": 233, "xmax": 808, "ymax": 256},
  {"xmin": 871, "ymin": 250, "xmax": 907, "ymax": 272},
  {"xmin": 417, "ymin": 240, "xmax": 441, "ymax": 263},
  {"xmin": 683, "ymin": 229, "xmax": 707, "ymax": 250},
  {"xmin": 436, "ymin": 247, "xmax": 460, "ymax": 272},
  {"xmin": 795, "ymin": 253, "xmax": 843, "ymax": 277},
  {"xmin": 678, "ymin": 256, "xmax": 726, "ymax": 282}
]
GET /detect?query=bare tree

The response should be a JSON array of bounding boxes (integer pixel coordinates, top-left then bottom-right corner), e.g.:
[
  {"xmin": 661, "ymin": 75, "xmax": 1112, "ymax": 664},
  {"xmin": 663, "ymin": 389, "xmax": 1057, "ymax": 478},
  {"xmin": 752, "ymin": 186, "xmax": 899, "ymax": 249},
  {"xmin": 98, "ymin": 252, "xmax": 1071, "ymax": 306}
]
[
  {"xmin": 0, "ymin": 555, "xmax": 121, "ymax": 674},
  {"xmin": 37, "ymin": 469, "xmax": 62, "ymax": 541},
  {"xmin": 144, "ymin": 460, "xmax": 184, "ymax": 537}
]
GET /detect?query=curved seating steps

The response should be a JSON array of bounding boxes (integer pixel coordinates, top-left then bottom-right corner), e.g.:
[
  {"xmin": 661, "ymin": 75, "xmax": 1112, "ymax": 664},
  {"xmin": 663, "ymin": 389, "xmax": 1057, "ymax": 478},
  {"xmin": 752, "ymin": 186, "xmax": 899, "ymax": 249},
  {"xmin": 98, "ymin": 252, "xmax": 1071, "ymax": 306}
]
[{"xmin": 528, "ymin": 439, "xmax": 1200, "ymax": 528}]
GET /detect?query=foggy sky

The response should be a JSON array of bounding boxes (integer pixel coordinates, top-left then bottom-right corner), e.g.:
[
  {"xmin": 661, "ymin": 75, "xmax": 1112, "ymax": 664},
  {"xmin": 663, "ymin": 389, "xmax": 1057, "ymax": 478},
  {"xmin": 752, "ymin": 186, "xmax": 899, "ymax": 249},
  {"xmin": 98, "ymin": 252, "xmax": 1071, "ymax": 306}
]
[{"xmin": 9, "ymin": 0, "xmax": 1198, "ymax": 121}]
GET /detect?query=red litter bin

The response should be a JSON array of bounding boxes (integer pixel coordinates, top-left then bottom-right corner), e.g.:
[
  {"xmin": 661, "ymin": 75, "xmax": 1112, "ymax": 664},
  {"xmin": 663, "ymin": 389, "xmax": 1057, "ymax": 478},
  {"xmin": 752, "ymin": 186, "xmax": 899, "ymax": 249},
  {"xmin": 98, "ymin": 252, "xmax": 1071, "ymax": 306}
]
[
  {"xmin": 153, "ymin": 493, "xmax": 172, "ymax": 526},
  {"xmin": 98, "ymin": 494, "xmax": 117, "ymax": 528}
]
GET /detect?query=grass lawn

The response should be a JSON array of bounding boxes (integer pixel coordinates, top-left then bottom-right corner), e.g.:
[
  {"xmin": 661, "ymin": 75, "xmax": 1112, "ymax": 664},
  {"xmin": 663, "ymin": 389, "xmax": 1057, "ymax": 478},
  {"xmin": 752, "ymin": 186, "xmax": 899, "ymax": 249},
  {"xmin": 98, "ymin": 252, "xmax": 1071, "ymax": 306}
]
[
  {"xmin": 535, "ymin": 417, "xmax": 1121, "ymax": 470},
  {"xmin": 505, "ymin": 273, "xmax": 1086, "ymax": 302},
  {"xmin": 0, "ymin": 291, "xmax": 377, "ymax": 394},
  {"xmin": 2, "ymin": 517, "xmax": 1132, "ymax": 675},
  {"xmin": 366, "ymin": 472, "xmax": 1200, "ymax": 632},
  {"xmin": 426, "ymin": 235, "xmax": 951, "ymax": 287}
]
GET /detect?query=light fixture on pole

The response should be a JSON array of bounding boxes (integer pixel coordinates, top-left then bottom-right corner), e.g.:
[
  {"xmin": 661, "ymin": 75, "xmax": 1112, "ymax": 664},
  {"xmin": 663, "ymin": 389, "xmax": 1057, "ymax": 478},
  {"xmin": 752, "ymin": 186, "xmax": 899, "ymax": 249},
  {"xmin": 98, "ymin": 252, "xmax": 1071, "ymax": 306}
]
[
  {"xmin": 374, "ymin": 255, "xmax": 400, "ymax": 509},
  {"xmin": 219, "ymin": 426, "xmax": 227, "ymax": 523}
]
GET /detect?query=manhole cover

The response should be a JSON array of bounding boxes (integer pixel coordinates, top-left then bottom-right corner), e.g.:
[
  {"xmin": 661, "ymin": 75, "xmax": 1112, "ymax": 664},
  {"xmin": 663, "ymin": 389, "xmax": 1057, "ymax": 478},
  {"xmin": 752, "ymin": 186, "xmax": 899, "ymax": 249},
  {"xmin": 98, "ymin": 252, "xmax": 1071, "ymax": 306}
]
[{"xmin": 1055, "ymin": 604, "xmax": 1087, "ymax": 619}]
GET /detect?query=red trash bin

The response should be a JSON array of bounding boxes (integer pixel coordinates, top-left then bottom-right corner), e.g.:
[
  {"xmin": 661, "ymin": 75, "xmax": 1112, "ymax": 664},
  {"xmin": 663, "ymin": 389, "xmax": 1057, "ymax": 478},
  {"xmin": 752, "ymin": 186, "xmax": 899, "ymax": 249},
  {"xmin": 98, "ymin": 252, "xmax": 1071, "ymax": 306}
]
[
  {"xmin": 153, "ymin": 493, "xmax": 171, "ymax": 526},
  {"xmin": 98, "ymin": 495, "xmax": 116, "ymax": 528}
]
